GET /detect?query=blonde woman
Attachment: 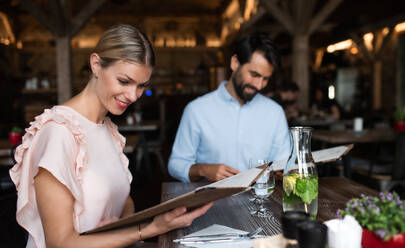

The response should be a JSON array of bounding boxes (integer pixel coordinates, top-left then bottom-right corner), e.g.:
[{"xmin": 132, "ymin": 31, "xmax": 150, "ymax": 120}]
[{"xmin": 10, "ymin": 24, "xmax": 213, "ymax": 248}]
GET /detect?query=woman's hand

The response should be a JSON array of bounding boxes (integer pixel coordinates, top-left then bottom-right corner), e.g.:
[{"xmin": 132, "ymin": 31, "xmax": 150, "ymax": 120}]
[{"xmin": 144, "ymin": 202, "xmax": 214, "ymax": 237}]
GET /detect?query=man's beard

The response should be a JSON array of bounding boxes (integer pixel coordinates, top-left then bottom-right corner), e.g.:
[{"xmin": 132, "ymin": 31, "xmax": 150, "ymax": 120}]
[{"xmin": 231, "ymin": 69, "xmax": 259, "ymax": 102}]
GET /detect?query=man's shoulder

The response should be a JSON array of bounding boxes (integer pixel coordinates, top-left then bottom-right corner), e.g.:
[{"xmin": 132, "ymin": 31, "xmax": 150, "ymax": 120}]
[
  {"xmin": 186, "ymin": 90, "xmax": 219, "ymax": 109},
  {"xmin": 255, "ymin": 94, "xmax": 283, "ymax": 111}
]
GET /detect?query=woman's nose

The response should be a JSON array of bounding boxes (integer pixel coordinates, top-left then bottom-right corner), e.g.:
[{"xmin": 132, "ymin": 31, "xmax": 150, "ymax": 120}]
[{"xmin": 127, "ymin": 86, "xmax": 138, "ymax": 102}]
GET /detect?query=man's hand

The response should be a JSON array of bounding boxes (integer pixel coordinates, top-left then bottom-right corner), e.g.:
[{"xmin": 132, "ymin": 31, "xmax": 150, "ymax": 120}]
[{"xmin": 189, "ymin": 163, "xmax": 240, "ymax": 182}]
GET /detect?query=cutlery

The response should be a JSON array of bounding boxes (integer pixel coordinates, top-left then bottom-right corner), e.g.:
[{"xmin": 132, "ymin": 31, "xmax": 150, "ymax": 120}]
[
  {"xmin": 173, "ymin": 227, "xmax": 262, "ymax": 242},
  {"xmin": 178, "ymin": 236, "xmax": 257, "ymax": 244}
]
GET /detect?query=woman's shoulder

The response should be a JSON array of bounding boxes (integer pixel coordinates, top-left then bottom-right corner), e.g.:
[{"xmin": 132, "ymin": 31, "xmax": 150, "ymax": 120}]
[{"xmin": 20, "ymin": 106, "xmax": 86, "ymax": 149}]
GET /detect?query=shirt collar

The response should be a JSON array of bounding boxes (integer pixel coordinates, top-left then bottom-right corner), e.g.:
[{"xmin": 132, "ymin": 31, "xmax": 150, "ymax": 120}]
[
  {"xmin": 217, "ymin": 80, "xmax": 259, "ymax": 106},
  {"xmin": 217, "ymin": 81, "xmax": 234, "ymax": 102}
]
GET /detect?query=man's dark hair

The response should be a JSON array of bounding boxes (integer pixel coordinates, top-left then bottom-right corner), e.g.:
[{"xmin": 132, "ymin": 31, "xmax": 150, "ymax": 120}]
[{"xmin": 231, "ymin": 32, "xmax": 280, "ymax": 71}]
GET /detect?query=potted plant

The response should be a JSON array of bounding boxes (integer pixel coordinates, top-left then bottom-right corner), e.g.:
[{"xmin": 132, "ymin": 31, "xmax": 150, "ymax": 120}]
[
  {"xmin": 337, "ymin": 192, "xmax": 405, "ymax": 248},
  {"xmin": 9, "ymin": 126, "xmax": 23, "ymax": 145},
  {"xmin": 394, "ymin": 107, "xmax": 405, "ymax": 132}
]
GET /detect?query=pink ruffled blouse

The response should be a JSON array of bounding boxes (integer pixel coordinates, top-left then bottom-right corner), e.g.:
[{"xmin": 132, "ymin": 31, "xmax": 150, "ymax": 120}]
[{"xmin": 9, "ymin": 106, "xmax": 132, "ymax": 248}]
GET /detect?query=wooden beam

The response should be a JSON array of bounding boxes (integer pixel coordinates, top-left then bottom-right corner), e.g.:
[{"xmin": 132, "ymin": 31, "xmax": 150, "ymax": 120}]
[
  {"xmin": 56, "ymin": 36, "xmax": 72, "ymax": 103},
  {"xmin": 19, "ymin": 0, "xmax": 63, "ymax": 36},
  {"xmin": 373, "ymin": 60, "xmax": 382, "ymax": 110},
  {"xmin": 376, "ymin": 26, "xmax": 395, "ymax": 58},
  {"xmin": 293, "ymin": 0, "xmax": 305, "ymax": 33},
  {"xmin": 260, "ymin": 0, "xmax": 295, "ymax": 34},
  {"xmin": 49, "ymin": 0, "xmax": 67, "ymax": 35},
  {"xmin": 69, "ymin": 0, "xmax": 108, "ymax": 37},
  {"xmin": 350, "ymin": 32, "xmax": 374, "ymax": 61},
  {"xmin": 307, "ymin": 0, "xmax": 343, "ymax": 35},
  {"xmin": 292, "ymin": 34, "xmax": 310, "ymax": 108},
  {"xmin": 240, "ymin": 7, "xmax": 266, "ymax": 32},
  {"xmin": 238, "ymin": 0, "xmax": 247, "ymax": 19},
  {"xmin": 299, "ymin": 0, "xmax": 317, "ymax": 34}
]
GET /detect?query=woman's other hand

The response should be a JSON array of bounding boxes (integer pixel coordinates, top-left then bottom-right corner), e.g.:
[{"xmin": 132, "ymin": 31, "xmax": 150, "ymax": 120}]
[{"xmin": 143, "ymin": 202, "xmax": 214, "ymax": 237}]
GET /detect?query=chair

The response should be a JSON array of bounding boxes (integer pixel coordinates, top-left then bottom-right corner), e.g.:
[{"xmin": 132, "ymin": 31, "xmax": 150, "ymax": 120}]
[
  {"xmin": 352, "ymin": 132, "xmax": 405, "ymax": 192},
  {"xmin": 134, "ymin": 98, "xmax": 168, "ymax": 180}
]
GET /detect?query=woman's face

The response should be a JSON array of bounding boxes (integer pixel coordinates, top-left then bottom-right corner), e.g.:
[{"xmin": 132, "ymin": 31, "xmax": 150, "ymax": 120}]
[{"xmin": 94, "ymin": 59, "xmax": 152, "ymax": 115}]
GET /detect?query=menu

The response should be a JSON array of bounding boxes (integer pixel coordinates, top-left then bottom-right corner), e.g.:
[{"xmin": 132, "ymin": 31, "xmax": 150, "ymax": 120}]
[{"xmin": 83, "ymin": 144, "xmax": 353, "ymax": 234}]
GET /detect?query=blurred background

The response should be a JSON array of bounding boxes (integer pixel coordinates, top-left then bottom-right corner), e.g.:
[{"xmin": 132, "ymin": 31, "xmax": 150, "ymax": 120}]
[{"xmin": 1, "ymin": 0, "xmax": 405, "ymax": 246}]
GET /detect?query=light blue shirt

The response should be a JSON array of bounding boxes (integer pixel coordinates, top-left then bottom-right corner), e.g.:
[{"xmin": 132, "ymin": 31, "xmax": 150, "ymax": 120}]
[{"xmin": 168, "ymin": 81, "xmax": 291, "ymax": 182}]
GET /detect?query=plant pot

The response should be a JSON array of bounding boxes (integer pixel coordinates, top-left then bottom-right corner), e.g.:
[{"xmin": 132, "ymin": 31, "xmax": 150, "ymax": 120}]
[
  {"xmin": 395, "ymin": 120, "xmax": 405, "ymax": 132},
  {"xmin": 9, "ymin": 132, "xmax": 23, "ymax": 145},
  {"xmin": 362, "ymin": 229, "xmax": 405, "ymax": 248}
]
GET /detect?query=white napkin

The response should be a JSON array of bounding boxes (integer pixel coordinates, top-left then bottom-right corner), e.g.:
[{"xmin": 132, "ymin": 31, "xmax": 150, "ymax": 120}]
[
  {"xmin": 177, "ymin": 224, "xmax": 257, "ymax": 248},
  {"xmin": 324, "ymin": 215, "xmax": 362, "ymax": 248}
]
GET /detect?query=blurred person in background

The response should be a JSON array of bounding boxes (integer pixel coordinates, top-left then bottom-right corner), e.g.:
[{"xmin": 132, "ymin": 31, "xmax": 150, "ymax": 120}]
[
  {"xmin": 272, "ymin": 81, "xmax": 300, "ymax": 122},
  {"xmin": 310, "ymin": 87, "xmax": 341, "ymax": 120}
]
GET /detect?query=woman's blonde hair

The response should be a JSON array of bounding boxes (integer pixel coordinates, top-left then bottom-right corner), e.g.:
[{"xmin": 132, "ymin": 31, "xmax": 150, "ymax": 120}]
[{"xmin": 93, "ymin": 24, "xmax": 155, "ymax": 68}]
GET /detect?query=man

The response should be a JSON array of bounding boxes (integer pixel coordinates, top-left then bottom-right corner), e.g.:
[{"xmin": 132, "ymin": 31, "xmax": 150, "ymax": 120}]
[{"xmin": 168, "ymin": 33, "xmax": 290, "ymax": 182}]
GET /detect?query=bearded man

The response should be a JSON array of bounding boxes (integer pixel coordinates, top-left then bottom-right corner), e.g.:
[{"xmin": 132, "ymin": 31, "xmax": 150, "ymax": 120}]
[{"xmin": 168, "ymin": 33, "xmax": 291, "ymax": 182}]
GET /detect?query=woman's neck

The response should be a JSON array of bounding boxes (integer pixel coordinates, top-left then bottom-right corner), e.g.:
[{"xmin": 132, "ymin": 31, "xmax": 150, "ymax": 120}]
[{"xmin": 63, "ymin": 82, "xmax": 107, "ymax": 124}]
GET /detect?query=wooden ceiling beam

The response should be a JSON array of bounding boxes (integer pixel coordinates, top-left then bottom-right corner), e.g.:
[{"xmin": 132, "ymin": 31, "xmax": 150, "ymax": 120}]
[
  {"xmin": 376, "ymin": 26, "xmax": 394, "ymax": 58},
  {"xmin": 49, "ymin": 0, "xmax": 67, "ymax": 35},
  {"xmin": 69, "ymin": 0, "xmax": 108, "ymax": 37},
  {"xmin": 307, "ymin": 0, "xmax": 343, "ymax": 35},
  {"xmin": 19, "ymin": 0, "xmax": 63, "ymax": 36},
  {"xmin": 260, "ymin": 0, "xmax": 295, "ymax": 34},
  {"xmin": 350, "ymin": 32, "xmax": 373, "ymax": 61}
]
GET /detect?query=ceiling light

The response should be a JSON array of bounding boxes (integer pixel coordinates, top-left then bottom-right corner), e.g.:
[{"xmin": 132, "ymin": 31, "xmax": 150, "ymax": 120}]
[
  {"xmin": 395, "ymin": 22, "xmax": 405, "ymax": 33},
  {"xmin": 326, "ymin": 39, "xmax": 352, "ymax": 53}
]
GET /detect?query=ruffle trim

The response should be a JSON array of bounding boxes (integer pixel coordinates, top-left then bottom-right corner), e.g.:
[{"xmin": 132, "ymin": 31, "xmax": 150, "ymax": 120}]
[
  {"xmin": 104, "ymin": 118, "xmax": 132, "ymax": 183},
  {"xmin": 9, "ymin": 107, "xmax": 88, "ymax": 223}
]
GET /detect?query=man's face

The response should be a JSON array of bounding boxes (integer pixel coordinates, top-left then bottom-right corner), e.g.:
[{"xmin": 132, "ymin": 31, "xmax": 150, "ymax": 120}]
[{"xmin": 231, "ymin": 51, "xmax": 274, "ymax": 102}]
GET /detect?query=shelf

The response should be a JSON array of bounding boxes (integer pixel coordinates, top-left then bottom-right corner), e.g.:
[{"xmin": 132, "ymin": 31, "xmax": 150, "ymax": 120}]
[{"xmin": 22, "ymin": 88, "xmax": 57, "ymax": 95}]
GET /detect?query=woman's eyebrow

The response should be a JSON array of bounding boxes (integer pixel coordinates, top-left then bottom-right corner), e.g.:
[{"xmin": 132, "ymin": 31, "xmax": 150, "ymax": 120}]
[{"xmin": 120, "ymin": 74, "xmax": 135, "ymax": 82}]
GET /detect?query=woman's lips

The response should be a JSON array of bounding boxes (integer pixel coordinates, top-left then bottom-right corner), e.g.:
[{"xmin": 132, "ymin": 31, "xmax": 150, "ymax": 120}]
[{"xmin": 115, "ymin": 98, "xmax": 129, "ymax": 109}]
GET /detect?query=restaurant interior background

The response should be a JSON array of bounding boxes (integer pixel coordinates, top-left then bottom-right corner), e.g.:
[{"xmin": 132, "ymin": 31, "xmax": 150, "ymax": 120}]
[{"xmin": 1, "ymin": 0, "xmax": 405, "ymax": 245}]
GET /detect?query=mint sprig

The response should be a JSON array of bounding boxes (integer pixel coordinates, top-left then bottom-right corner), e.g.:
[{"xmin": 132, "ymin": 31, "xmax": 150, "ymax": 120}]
[{"xmin": 295, "ymin": 177, "xmax": 318, "ymax": 204}]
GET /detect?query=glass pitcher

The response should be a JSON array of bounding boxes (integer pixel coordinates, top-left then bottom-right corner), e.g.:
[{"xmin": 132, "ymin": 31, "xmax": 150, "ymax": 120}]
[{"xmin": 282, "ymin": 126, "xmax": 318, "ymax": 219}]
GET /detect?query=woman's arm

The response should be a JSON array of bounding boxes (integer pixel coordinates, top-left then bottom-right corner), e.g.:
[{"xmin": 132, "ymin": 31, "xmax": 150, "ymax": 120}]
[
  {"xmin": 34, "ymin": 167, "xmax": 213, "ymax": 248},
  {"xmin": 120, "ymin": 196, "xmax": 135, "ymax": 218}
]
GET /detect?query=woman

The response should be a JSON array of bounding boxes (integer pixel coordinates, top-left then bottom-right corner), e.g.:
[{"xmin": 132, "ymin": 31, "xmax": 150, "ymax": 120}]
[{"xmin": 10, "ymin": 24, "xmax": 213, "ymax": 248}]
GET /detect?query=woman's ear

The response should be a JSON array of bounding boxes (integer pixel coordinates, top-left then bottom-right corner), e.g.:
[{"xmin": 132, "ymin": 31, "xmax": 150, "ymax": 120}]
[
  {"xmin": 89, "ymin": 53, "xmax": 101, "ymax": 77},
  {"xmin": 230, "ymin": 55, "xmax": 240, "ymax": 72}
]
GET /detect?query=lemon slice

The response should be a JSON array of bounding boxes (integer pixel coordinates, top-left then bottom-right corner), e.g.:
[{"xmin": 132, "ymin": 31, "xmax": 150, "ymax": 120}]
[{"xmin": 283, "ymin": 175, "xmax": 298, "ymax": 196}]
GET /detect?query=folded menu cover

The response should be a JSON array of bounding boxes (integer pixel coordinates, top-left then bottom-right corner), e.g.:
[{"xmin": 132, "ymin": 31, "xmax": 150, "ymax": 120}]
[
  {"xmin": 82, "ymin": 164, "xmax": 269, "ymax": 234},
  {"xmin": 83, "ymin": 144, "xmax": 352, "ymax": 234}
]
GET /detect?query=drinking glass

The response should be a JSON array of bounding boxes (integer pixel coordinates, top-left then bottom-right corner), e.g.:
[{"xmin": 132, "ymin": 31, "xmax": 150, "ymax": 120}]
[
  {"xmin": 250, "ymin": 167, "xmax": 275, "ymax": 218},
  {"xmin": 249, "ymin": 159, "xmax": 269, "ymax": 205}
]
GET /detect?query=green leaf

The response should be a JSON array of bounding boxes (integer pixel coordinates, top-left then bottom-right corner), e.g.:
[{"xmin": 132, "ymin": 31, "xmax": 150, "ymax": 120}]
[
  {"xmin": 11, "ymin": 126, "xmax": 23, "ymax": 133},
  {"xmin": 295, "ymin": 176, "xmax": 318, "ymax": 204}
]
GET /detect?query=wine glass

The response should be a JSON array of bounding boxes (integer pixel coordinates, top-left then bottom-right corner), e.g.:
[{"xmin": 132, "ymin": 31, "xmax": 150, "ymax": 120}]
[
  {"xmin": 250, "ymin": 168, "xmax": 275, "ymax": 218},
  {"xmin": 249, "ymin": 159, "xmax": 269, "ymax": 205}
]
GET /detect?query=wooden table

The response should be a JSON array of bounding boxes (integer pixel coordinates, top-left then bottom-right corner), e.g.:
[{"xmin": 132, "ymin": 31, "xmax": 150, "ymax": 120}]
[
  {"xmin": 312, "ymin": 128, "xmax": 396, "ymax": 178},
  {"xmin": 158, "ymin": 177, "xmax": 377, "ymax": 248},
  {"xmin": 118, "ymin": 120, "xmax": 159, "ymax": 133},
  {"xmin": 291, "ymin": 118, "xmax": 352, "ymax": 129},
  {"xmin": 312, "ymin": 128, "xmax": 396, "ymax": 144}
]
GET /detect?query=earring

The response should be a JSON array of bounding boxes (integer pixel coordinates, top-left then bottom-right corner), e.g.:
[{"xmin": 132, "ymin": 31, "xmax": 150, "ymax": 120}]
[{"xmin": 94, "ymin": 74, "xmax": 98, "ymax": 79}]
